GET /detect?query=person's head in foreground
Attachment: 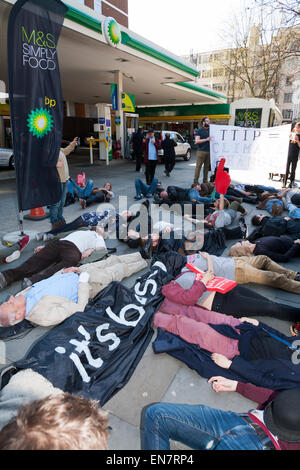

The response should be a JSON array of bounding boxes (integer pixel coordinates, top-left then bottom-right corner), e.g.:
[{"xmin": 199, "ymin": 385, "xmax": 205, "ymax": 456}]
[
  {"xmin": 0, "ymin": 393, "xmax": 109, "ymax": 450},
  {"xmin": 0, "ymin": 295, "xmax": 26, "ymax": 327},
  {"xmin": 251, "ymin": 214, "xmax": 268, "ymax": 226},
  {"xmin": 228, "ymin": 240, "xmax": 255, "ymax": 257}
]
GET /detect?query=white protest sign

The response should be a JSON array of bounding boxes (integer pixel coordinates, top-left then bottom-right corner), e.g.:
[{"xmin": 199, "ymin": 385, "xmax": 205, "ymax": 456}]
[{"xmin": 210, "ymin": 124, "xmax": 291, "ymax": 173}]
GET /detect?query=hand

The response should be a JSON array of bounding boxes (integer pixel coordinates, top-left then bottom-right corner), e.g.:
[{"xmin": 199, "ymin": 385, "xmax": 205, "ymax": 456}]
[
  {"xmin": 81, "ymin": 249, "xmax": 94, "ymax": 259},
  {"xmin": 208, "ymin": 376, "xmax": 238, "ymax": 393},
  {"xmin": 63, "ymin": 267, "xmax": 80, "ymax": 274},
  {"xmin": 73, "ymin": 137, "xmax": 79, "ymax": 144},
  {"xmin": 207, "ymin": 137, "xmax": 212, "ymax": 142},
  {"xmin": 200, "ymin": 271, "xmax": 214, "ymax": 285},
  {"xmin": 294, "ymin": 239, "xmax": 300, "ymax": 244},
  {"xmin": 79, "ymin": 272, "xmax": 90, "ymax": 283},
  {"xmin": 239, "ymin": 317, "xmax": 259, "ymax": 326},
  {"xmin": 211, "ymin": 353, "xmax": 232, "ymax": 369},
  {"xmin": 215, "ymin": 158, "xmax": 231, "ymax": 195},
  {"xmin": 34, "ymin": 246, "xmax": 45, "ymax": 254}
]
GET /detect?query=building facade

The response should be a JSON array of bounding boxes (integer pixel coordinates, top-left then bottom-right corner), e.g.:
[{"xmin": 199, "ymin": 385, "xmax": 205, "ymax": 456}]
[{"xmin": 74, "ymin": 0, "xmax": 128, "ymax": 27}]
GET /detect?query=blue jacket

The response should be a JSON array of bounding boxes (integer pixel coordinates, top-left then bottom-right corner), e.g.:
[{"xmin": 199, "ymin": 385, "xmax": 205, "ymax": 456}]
[{"xmin": 153, "ymin": 321, "xmax": 300, "ymax": 390}]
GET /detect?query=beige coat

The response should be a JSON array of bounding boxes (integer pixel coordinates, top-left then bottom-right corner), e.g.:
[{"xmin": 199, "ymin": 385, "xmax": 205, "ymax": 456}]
[
  {"xmin": 57, "ymin": 140, "xmax": 76, "ymax": 182},
  {"xmin": 21, "ymin": 253, "xmax": 148, "ymax": 327}
]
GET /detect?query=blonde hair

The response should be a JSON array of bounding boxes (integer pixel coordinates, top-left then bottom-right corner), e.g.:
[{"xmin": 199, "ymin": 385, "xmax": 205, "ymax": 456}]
[
  {"xmin": 0, "ymin": 393, "xmax": 109, "ymax": 450},
  {"xmin": 228, "ymin": 244, "xmax": 254, "ymax": 258}
]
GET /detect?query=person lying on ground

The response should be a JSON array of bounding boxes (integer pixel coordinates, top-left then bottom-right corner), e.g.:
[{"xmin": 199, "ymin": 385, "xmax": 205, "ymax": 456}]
[
  {"xmin": 228, "ymin": 237, "xmax": 300, "ymax": 263},
  {"xmin": 35, "ymin": 208, "xmax": 132, "ymax": 242},
  {"xmin": 199, "ymin": 194, "xmax": 247, "ymax": 230},
  {"xmin": 163, "ymin": 249, "xmax": 300, "ymax": 295},
  {"xmin": 154, "ymin": 302, "xmax": 300, "ymax": 390},
  {"xmin": 0, "ymin": 236, "xmax": 29, "ymax": 265},
  {"xmin": 0, "ymin": 228, "xmax": 107, "ymax": 290},
  {"xmin": 78, "ymin": 182, "xmax": 115, "ymax": 209},
  {"xmin": 0, "ymin": 252, "xmax": 147, "ymax": 327},
  {"xmin": 256, "ymin": 192, "xmax": 284, "ymax": 217},
  {"xmin": 0, "ymin": 379, "xmax": 109, "ymax": 450},
  {"xmin": 142, "ymin": 384, "xmax": 300, "ymax": 450},
  {"xmin": 161, "ymin": 251, "xmax": 300, "ymax": 324},
  {"xmin": 249, "ymin": 214, "xmax": 300, "ymax": 242},
  {"xmin": 134, "ymin": 177, "xmax": 161, "ymax": 200}
]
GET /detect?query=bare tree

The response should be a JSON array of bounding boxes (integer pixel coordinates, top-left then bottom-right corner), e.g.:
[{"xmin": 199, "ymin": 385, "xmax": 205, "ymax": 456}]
[
  {"xmin": 218, "ymin": 5, "xmax": 300, "ymax": 101},
  {"xmin": 255, "ymin": 1, "xmax": 300, "ymax": 27}
]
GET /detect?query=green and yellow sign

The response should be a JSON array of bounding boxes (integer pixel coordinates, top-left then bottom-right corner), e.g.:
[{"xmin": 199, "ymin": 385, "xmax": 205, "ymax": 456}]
[{"xmin": 122, "ymin": 92, "xmax": 135, "ymax": 113}]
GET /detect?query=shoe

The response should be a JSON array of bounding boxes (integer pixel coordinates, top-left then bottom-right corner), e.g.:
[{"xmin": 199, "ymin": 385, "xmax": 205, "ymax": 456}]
[
  {"xmin": 0, "ymin": 272, "xmax": 8, "ymax": 289},
  {"xmin": 294, "ymin": 273, "xmax": 300, "ymax": 282},
  {"xmin": 3, "ymin": 250, "xmax": 21, "ymax": 264},
  {"xmin": 21, "ymin": 278, "xmax": 32, "ymax": 290},
  {"xmin": 79, "ymin": 198, "xmax": 87, "ymax": 209},
  {"xmin": 35, "ymin": 232, "xmax": 45, "ymax": 242},
  {"xmin": 18, "ymin": 235, "xmax": 30, "ymax": 251},
  {"xmin": 134, "ymin": 194, "xmax": 143, "ymax": 200},
  {"xmin": 239, "ymin": 216, "xmax": 248, "ymax": 239},
  {"xmin": 146, "ymin": 193, "xmax": 153, "ymax": 198},
  {"xmin": 290, "ymin": 323, "xmax": 300, "ymax": 336}
]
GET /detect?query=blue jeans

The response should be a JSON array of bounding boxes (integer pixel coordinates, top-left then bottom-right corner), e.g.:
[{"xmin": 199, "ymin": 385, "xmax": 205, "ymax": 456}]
[
  {"xmin": 70, "ymin": 179, "xmax": 94, "ymax": 198},
  {"xmin": 265, "ymin": 199, "xmax": 283, "ymax": 214},
  {"xmin": 49, "ymin": 182, "xmax": 68, "ymax": 224},
  {"xmin": 143, "ymin": 403, "xmax": 269, "ymax": 451},
  {"xmin": 135, "ymin": 177, "xmax": 158, "ymax": 197},
  {"xmin": 287, "ymin": 202, "xmax": 300, "ymax": 219},
  {"xmin": 188, "ymin": 189, "xmax": 212, "ymax": 204}
]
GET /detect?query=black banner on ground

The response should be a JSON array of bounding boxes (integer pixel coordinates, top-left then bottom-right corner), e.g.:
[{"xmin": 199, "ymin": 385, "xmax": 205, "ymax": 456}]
[{"xmin": 7, "ymin": 0, "xmax": 67, "ymax": 211}]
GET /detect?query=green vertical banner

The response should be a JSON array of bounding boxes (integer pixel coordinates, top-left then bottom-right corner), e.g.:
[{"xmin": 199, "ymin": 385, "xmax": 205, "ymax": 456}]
[{"xmin": 7, "ymin": 0, "xmax": 67, "ymax": 211}]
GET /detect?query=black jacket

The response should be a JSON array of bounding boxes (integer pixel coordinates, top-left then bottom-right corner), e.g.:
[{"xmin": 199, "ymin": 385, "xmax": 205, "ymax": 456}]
[
  {"xmin": 162, "ymin": 137, "xmax": 177, "ymax": 158},
  {"xmin": 253, "ymin": 235, "xmax": 300, "ymax": 262}
]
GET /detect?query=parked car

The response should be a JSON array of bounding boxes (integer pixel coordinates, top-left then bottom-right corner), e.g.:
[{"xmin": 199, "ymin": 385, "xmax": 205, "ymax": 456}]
[
  {"xmin": 0, "ymin": 148, "xmax": 14, "ymax": 168},
  {"xmin": 149, "ymin": 130, "xmax": 191, "ymax": 161}
]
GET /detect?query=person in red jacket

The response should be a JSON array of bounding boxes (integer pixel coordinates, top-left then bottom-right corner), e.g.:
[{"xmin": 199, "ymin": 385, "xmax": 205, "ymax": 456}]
[
  {"xmin": 142, "ymin": 380, "xmax": 300, "ymax": 450},
  {"xmin": 143, "ymin": 130, "xmax": 161, "ymax": 185}
]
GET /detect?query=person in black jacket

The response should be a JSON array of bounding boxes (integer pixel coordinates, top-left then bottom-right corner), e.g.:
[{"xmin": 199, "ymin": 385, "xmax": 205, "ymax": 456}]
[
  {"xmin": 131, "ymin": 127, "xmax": 145, "ymax": 172},
  {"xmin": 162, "ymin": 133, "xmax": 177, "ymax": 177},
  {"xmin": 228, "ymin": 237, "xmax": 300, "ymax": 263},
  {"xmin": 249, "ymin": 214, "xmax": 300, "ymax": 242}
]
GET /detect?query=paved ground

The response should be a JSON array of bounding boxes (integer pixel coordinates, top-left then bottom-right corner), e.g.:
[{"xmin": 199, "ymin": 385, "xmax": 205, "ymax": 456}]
[{"xmin": 0, "ymin": 148, "xmax": 300, "ymax": 450}]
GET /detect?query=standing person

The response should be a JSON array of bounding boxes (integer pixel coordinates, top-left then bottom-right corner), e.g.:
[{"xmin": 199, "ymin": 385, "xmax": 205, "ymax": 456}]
[
  {"xmin": 283, "ymin": 122, "xmax": 300, "ymax": 188},
  {"xmin": 143, "ymin": 130, "xmax": 161, "ymax": 185},
  {"xmin": 193, "ymin": 117, "xmax": 212, "ymax": 184},
  {"xmin": 131, "ymin": 127, "xmax": 145, "ymax": 172},
  {"xmin": 49, "ymin": 137, "xmax": 78, "ymax": 229},
  {"xmin": 162, "ymin": 133, "xmax": 177, "ymax": 177}
]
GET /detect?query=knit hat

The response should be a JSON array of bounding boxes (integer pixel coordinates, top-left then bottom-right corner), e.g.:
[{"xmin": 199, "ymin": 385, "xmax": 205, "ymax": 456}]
[{"xmin": 291, "ymin": 193, "xmax": 300, "ymax": 207}]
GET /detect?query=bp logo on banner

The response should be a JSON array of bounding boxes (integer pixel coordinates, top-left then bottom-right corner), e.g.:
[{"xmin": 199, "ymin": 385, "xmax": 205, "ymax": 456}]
[{"xmin": 27, "ymin": 107, "xmax": 54, "ymax": 138}]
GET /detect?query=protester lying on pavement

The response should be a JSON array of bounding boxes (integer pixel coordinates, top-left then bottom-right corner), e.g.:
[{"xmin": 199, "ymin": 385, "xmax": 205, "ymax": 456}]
[
  {"xmin": 141, "ymin": 386, "xmax": 300, "ymax": 450},
  {"xmin": 0, "ymin": 228, "xmax": 107, "ymax": 289},
  {"xmin": 161, "ymin": 256, "xmax": 300, "ymax": 324},
  {"xmin": 249, "ymin": 214, "xmax": 300, "ymax": 242},
  {"xmin": 0, "ymin": 236, "xmax": 29, "ymax": 265},
  {"xmin": 78, "ymin": 182, "xmax": 115, "ymax": 209},
  {"xmin": 154, "ymin": 302, "xmax": 300, "ymax": 390},
  {"xmin": 0, "ymin": 252, "xmax": 147, "ymax": 327},
  {"xmin": 228, "ymin": 237, "xmax": 300, "ymax": 263},
  {"xmin": 35, "ymin": 208, "xmax": 132, "ymax": 242}
]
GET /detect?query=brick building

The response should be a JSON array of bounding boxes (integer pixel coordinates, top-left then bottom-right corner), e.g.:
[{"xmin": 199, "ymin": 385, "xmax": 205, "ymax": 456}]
[{"xmin": 75, "ymin": 0, "xmax": 128, "ymax": 27}]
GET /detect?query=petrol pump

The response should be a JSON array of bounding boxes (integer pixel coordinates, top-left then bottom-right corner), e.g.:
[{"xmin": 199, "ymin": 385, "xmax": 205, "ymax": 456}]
[{"xmin": 93, "ymin": 103, "xmax": 112, "ymax": 165}]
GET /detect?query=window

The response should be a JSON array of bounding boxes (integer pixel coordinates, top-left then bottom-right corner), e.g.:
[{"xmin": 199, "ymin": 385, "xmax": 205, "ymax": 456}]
[
  {"xmin": 282, "ymin": 109, "xmax": 293, "ymax": 119},
  {"xmin": 284, "ymin": 93, "xmax": 293, "ymax": 103},
  {"xmin": 94, "ymin": 0, "xmax": 102, "ymax": 13},
  {"xmin": 213, "ymin": 68, "xmax": 224, "ymax": 77},
  {"xmin": 202, "ymin": 70, "xmax": 212, "ymax": 78},
  {"xmin": 286, "ymin": 76, "xmax": 294, "ymax": 86},
  {"xmin": 212, "ymin": 83, "xmax": 224, "ymax": 91}
]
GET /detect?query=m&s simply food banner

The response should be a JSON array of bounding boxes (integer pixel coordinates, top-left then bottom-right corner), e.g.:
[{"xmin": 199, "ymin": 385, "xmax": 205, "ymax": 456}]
[{"xmin": 7, "ymin": 0, "xmax": 67, "ymax": 211}]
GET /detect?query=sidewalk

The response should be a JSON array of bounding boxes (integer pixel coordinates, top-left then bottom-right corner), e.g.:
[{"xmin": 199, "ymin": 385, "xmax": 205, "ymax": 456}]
[{"xmin": 0, "ymin": 149, "xmax": 299, "ymax": 450}]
